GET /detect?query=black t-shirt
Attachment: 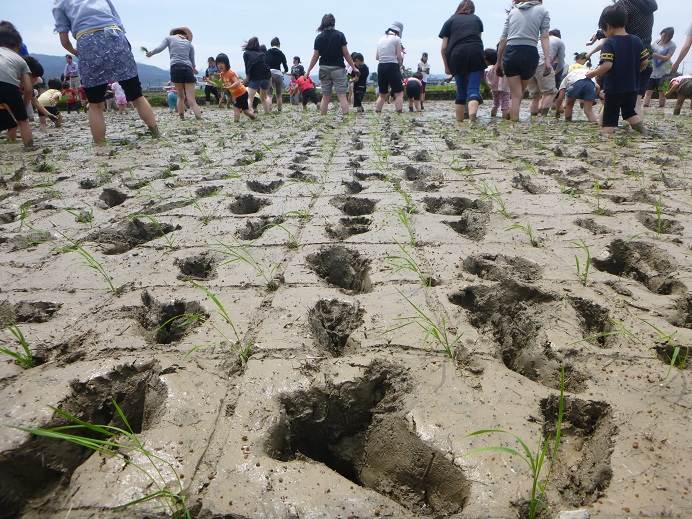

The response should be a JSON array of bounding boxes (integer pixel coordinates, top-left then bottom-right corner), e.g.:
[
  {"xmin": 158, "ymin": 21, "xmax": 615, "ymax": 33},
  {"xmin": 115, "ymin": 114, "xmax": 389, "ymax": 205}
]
[
  {"xmin": 354, "ymin": 64, "xmax": 369, "ymax": 88},
  {"xmin": 439, "ymin": 14, "xmax": 485, "ymax": 74},
  {"xmin": 617, "ymin": 0, "xmax": 657, "ymax": 48},
  {"xmin": 314, "ymin": 29, "xmax": 348, "ymax": 67},
  {"xmin": 600, "ymin": 34, "xmax": 648, "ymax": 93},
  {"xmin": 266, "ymin": 48, "xmax": 288, "ymax": 72},
  {"xmin": 291, "ymin": 63, "xmax": 305, "ymax": 76},
  {"xmin": 243, "ymin": 50, "xmax": 271, "ymax": 81}
]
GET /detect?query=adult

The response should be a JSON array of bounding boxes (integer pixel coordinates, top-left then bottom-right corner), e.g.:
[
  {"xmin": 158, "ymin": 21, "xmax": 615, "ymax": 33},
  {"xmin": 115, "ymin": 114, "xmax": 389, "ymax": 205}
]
[
  {"xmin": 549, "ymin": 29, "xmax": 565, "ymax": 89},
  {"xmin": 671, "ymin": 22, "xmax": 692, "ymax": 74},
  {"xmin": 375, "ymin": 22, "xmax": 405, "ymax": 113},
  {"xmin": 527, "ymin": 43, "xmax": 556, "ymax": 116},
  {"xmin": 266, "ymin": 37, "xmax": 289, "ymax": 112},
  {"xmin": 203, "ymin": 57, "xmax": 220, "ymax": 105},
  {"xmin": 64, "ymin": 54, "xmax": 80, "ymax": 88},
  {"xmin": 147, "ymin": 27, "xmax": 202, "ymax": 120},
  {"xmin": 417, "ymin": 52, "xmax": 431, "ymax": 110},
  {"xmin": 52, "ymin": 0, "xmax": 158, "ymax": 144},
  {"xmin": 496, "ymin": 0, "xmax": 551, "ymax": 122},
  {"xmin": 306, "ymin": 14, "xmax": 359, "ymax": 116},
  {"xmin": 243, "ymin": 37, "xmax": 272, "ymax": 113},
  {"xmin": 644, "ymin": 27, "xmax": 675, "ymax": 108},
  {"xmin": 439, "ymin": 0, "xmax": 485, "ymax": 122}
]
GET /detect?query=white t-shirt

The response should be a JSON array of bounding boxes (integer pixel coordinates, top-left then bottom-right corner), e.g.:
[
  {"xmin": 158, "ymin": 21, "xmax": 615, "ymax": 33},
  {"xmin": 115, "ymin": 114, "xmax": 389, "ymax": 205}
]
[
  {"xmin": 651, "ymin": 40, "xmax": 676, "ymax": 79},
  {"xmin": 418, "ymin": 60, "xmax": 430, "ymax": 82},
  {"xmin": 559, "ymin": 65, "xmax": 595, "ymax": 91},
  {"xmin": 0, "ymin": 47, "xmax": 30, "ymax": 87},
  {"xmin": 377, "ymin": 34, "xmax": 401, "ymax": 64}
]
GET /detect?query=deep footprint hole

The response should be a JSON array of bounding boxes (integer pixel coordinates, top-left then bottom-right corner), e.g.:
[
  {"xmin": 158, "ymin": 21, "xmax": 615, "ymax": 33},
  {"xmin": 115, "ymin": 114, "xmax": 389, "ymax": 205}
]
[{"xmin": 306, "ymin": 246, "xmax": 372, "ymax": 293}]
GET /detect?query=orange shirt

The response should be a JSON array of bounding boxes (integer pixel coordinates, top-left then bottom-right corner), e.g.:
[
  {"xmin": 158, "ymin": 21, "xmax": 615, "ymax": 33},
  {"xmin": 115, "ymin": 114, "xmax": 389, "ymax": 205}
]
[{"xmin": 220, "ymin": 69, "xmax": 246, "ymax": 99}]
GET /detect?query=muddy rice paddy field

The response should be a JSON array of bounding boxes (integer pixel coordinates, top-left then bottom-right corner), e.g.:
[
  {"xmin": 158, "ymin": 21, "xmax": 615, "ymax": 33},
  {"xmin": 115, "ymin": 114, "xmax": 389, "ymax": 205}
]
[{"xmin": 0, "ymin": 102, "xmax": 691, "ymax": 519}]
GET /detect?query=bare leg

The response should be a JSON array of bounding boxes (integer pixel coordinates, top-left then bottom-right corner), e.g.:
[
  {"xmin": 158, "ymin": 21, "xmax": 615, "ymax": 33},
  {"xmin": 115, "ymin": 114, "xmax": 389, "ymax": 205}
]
[
  {"xmin": 88, "ymin": 102, "xmax": 107, "ymax": 144},
  {"xmin": 625, "ymin": 114, "xmax": 645, "ymax": 134},
  {"xmin": 131, "ymin": 97, "xmax": 158, "ymax": 136},
  {"xmin": 337, "ymin": 93, "xmax": 350, "ymax": 115},
  {"xmin": 320, "ymin": 94, "xmax": 331, "ymax": 116},
  {"xmin": 507, "ymin": 76, "xmax": 525, "ymax": 122},
  {"xmin": 7, "ymin": 127, "xmax": 17, "ymax": 142},
  {"xmin": 260, "ymin": 90, "xmax": 271, "ymax": 113},
  {"xmin": 415, "ymin": 100, "xmax": 421, "ymax": 112},
  {"xmin": 468, "ymin": 99, "xmax": 479, "ymax": 121},
  {"xmin": 658, "ymin": 91, "xmax": 666, "ymax": 108},
  {"xmin": 247, "ymin": 87, "xmax": 258, "ymax": 115},
  {"xmin": 674, "ymin": 97, "xmax": 684, "ymax": 115},
  {"xmin": 375, "ymin": 93, "xmax": 387, "ymax": 113},
  {"xmin": 540, "ymin": 92, "xmax": 553, "ymax": 115},
  {"xmin": 394, "ymin": 92, "xmax": 404, "ymax": 113},
  {"xmin": 583, "ymin": 101, "xmax": 597, "ymax": 123},
  {"xmin": 643, "ymin": 90, "xmax": 653, "ymax": 107},
  {"xmin": 455, "ymin": 104, "xmax": 465, "ymax": 122},
  {"xmin": 18, "ymin": 121, "xmax": 34, "ymax": 146},
  {"xmin": 175, "ymin": 83, "xmax": 186, "ymax": 118},
  {"xmin": 184, "ymin": 83, "xmax": 203, "ymax": 119},
  {"xmin": 530, "ymin": 95, "xmax": 540, "ymax": 115},
  {"xmin": 564, "ymin": 98, "xmax": 576, "ymax": 121},
  {"xmin": 243, "ymin": 109, "xmax": 256, "ymax": 120},
  {"xmin": 233, "ymin": 107, "xmax": 240, "ymax": 122}
]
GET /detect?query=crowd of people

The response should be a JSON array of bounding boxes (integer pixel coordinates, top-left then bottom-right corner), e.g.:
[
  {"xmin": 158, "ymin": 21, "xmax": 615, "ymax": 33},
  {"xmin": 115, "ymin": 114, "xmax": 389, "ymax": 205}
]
[{"xmin": 0, "ymin": 0, "xmax": 691, "ymax": 147}]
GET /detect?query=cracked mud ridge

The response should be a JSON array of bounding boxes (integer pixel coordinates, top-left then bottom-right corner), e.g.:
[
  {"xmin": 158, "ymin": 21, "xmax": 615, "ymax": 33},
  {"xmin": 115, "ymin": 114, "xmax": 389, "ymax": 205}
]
[{"xmin": 1, "ymin": 103, "xmax": 691, "ymax": 519}]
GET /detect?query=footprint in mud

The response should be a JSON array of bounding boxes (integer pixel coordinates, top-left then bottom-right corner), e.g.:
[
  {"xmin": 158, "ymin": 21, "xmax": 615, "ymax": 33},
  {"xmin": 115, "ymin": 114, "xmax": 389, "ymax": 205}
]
[
  {"xmin": 0, "ymin": 211, "xmax": 17, "ymax": 224},
  {"xmin": 229, "ymin": 194, "xmax": 271, "ymax": 215},
  {"xmin": 343, "ymin": 180, "xmax": 366, "ymax": 194},
  {"xmin": 424, "ymin": 197, "xmax": 491, "ymax": 216},
  {"xmin": 0, "ymin": 360, "xmax": 166, "ymax": 518},
  {"xmin": 98, "ymin": 188, "xmax": 127, "ymax": 209},
  {"xmin": 569, "ymin": 297, "xmax": 613, "ymax": 347},
  {"xmin": 449, "ymin": 280, "xmax": 590, "ymax": 391},
  {"xmin": 540, "ymin": 396, "xmax": 615, "ymax": 507},
  {"xmin": 668, "ymin": 294, "xmax": 692, "ymax": 330},
  {"xmin": 512, "ymin": 173, "xmax": 546, "ymax": 195},
  {"xmin": 463, "ymin": 254, "xmax": 543, "ymax": 282},
  {"xmin": 0, "ymin": 300, "xmax": 62, "ymax": 326},
  {"xmin": 236, "ymin": 216, "xmax": 284, "ymax": 241},
  {"xmin": 195, "ymin": 185, "xmax": 222, "ymax": 198},
  {"xmin": 354, "ymin": 171, "xmax": 387, "ymax": 181},
  {"xmin": 139, "ymin": 198, "xmax": 193, "ymax": 215},
  {"xmin": 7, "ymin": 230, "xmax": 54, "ymax": 251},
  {"xmin": 306, "ymin": 246, "xmax": 372, "ymax": 293},
  {"xmin": 87, "ymin": 218, "xmax": 180, "ymax": 255},
  {"xmin": 175, "ymin": 252, "xmax": 217, "ymax": 280},
  {"xmin": 330, "ymin": 196, "xmax": 377, "ymax": 216},
  {"xmin": 575, "ymin": 218, "xmax": 612, "ymax": 235},
  {"xmin": 135, "ymin": 291, "xmax": 208, "ymax": 344},
  {"xmin": 411, "ymin": 149, "xmax": 431, "ymax": 162},
  {"xmin": 636, "ymin": 212, "xmax": 684, "ymax": 235},
  {"xmin": 288, "ymin": 170, "xmax": 318, "ymax": 183},
  {"xmin": 266, "ymin": 366, "xmax": 470, "ymax": 516},
  {"xmin": 404, "ymin": 165, "xmax": 426, "ymax": 181},
  {"xmin": 309, "ymin": 299, "xmax": 364, "ymax": 356},
  {"xmin": 444, "ymin": 212, "xmax": 490, "ymax": 241},
  {"xmin": 246, "ymin": 179, "xmax": 284, "ymax": 194},
  {"xmin": 593, "ymin": 239, "xmax": 686, "ymax": 295},
  {"xmin": 326, "ymin": 217, "xmax": 372, "ymax": 240}
]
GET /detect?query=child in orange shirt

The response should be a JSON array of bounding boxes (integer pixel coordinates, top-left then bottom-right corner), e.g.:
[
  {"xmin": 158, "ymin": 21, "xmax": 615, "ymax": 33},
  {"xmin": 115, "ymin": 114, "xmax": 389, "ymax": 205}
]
[
  {"xmin": 294, "ymin": 73, "xmax": 318, "ymax": 111},
  {"xmin": 215, "ymin": 53, "xmax": 256, "ymax": 122}
]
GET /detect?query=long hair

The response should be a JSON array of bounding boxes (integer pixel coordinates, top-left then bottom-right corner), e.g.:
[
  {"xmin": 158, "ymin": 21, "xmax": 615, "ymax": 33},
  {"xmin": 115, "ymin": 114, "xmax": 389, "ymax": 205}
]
[
  {"xmin": 242, "ymin": 37, "xmax": 260, "ymax": 51},
  {"xmin": 455, "ymin": 0, "xmax": 475, "ymax": 15},
  {"xmin": 658, "ymin": 27, "xmax": 674, "ymax": 44},
  {"xmin": 318, "ymin": 14, "xmax": 336, "ymax": 32},
  {"xmin": 170, "ymin": 27, "xmax": 192, "ymax": 40}
]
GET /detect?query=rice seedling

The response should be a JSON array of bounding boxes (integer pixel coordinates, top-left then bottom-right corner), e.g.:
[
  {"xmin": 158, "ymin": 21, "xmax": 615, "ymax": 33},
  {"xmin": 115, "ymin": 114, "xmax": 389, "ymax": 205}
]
[
  {"xmin": 449, "ymin": 157, "xmax": 474, "ymax": 178},
  {"xmin": 0, "ymin": 325, "xmax": 35, "ymax": 369},
  {"xmin": 395, "ymin": 206, "xmax": 417, "ymax": 247},
  {"xmin": 641, "ymin": 319, "xmax": 686, "ymax": 379},
  {"xmin": 156, "ymin": 312, "xmax": 207, "ymax": 340},
  {"xmin": 17, "ymin": 202, "xmax": 30, "ymax": 231},
  {"xmin": 65, "ymin": 206, "xmax": 94, "ymax": 226},
  {"xmin": 479, "ymin": 181, "xmax": 512, "ymax": 219},
  {"xmin": 507, "ymin": 222, "xmax": 540, "ymax": 247},
  {"xmin": 286, "ymin": 209, "xmax": 312, "ymax": 222},
  {"xmin": 468, "ymin": 367, "xmax": 566, "ymax": 519},
  {"xmin": 570, "ymin": 319, "xmax": 640, "ymax": 346},
  {"xmin": 190, "ymin": 282, "xmax": 253, "ymax": 364},
  {"xmin": 559, "ymin": 184, "xmax": 580, "ymax": 198},
  {"xmin": 386, "ymin": 290, "xmax": 462, "ymax": 359},
  {"xmin": 213, "ymin": 239, "xmax": 279, "ymax": 291},
  {"xmin": 592, "ymin": 180, "xmax": 607, "ymax": 215},
  {"xmin": 385, "ymin": 243, "xmax": 431, "ymax": 287},
  {"xmin": 266, "ymin": 221, "xmax": 299, "ymax": 249},
  {"xmin": 57, "ymin": 231, "xmax": 119, "ymax": 295},
  {"xmin": 19, "ymin": 400, "xmax": 190, "ymax": 518},
  {"xmin": 570, "ymin": 239, "xmax": 592, "ymax": 286},
  {"xmin": 191, "ymin": 200, "xmax": 212, "ymax": 226}
]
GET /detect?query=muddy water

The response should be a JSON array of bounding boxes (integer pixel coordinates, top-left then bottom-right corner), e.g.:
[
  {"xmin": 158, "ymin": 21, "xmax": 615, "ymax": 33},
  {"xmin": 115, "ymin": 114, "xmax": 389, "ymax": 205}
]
[{"xmin": 1, "ymin": 102, "xmax": 691, "ymax": 518}]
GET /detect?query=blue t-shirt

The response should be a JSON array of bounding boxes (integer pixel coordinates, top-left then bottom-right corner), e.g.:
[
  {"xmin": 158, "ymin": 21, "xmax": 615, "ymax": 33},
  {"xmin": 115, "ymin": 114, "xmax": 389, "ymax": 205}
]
[
  {"xmin": 53, "ymin": 0, "xmax": 125, "ymax": 38},
  {"xmin": 600, "ymin": 34, "xmax": 649, "ymax": 94}
]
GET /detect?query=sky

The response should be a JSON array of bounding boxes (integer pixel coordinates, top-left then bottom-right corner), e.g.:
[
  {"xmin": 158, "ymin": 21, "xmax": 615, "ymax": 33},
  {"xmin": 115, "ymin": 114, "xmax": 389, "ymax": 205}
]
[{"xmin": 4, "ymin": 0, "xmax": 692, "ymax": 74}]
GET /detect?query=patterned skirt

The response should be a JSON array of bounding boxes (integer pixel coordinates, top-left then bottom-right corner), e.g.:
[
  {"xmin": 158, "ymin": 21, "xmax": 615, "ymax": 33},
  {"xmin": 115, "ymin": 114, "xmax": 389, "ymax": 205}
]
[{"xmin": 76, "ymin": 29, "xmax": 138, "ymax": 88}]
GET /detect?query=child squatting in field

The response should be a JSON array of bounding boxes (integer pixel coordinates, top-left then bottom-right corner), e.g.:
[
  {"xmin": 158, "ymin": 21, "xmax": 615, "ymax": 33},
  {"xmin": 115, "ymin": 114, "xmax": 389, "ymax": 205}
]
[{"xmin": 0, "ymin": 22, "xmax": 35, "ymax": 148}]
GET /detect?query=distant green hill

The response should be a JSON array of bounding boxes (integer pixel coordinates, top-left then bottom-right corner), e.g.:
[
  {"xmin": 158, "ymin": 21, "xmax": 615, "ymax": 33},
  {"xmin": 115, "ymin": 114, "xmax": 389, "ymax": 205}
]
[{"xmin": 32, "ymin": 54, "xmax": 170, "ymax": 88}]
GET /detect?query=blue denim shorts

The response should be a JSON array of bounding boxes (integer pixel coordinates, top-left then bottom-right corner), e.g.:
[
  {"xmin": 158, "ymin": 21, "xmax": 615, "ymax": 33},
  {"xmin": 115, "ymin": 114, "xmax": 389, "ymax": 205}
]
[
  {"xmin": 247, "ymin": 79, "xmax": 270, "ymax": 91},
  {"xmin": 566, "ymin": 79, "xmax": 597, "ymax": 102},
  {"xmin": 454, "ymin": 70, "xmax": 482, "ymax": 105}
]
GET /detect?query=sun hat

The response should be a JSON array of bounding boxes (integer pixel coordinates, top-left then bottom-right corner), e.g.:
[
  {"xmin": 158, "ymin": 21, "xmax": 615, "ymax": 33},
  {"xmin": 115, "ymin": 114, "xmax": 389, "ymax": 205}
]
[{"xmin": 388, "ymin": 21, "xmax": 404, "ymax": 37}]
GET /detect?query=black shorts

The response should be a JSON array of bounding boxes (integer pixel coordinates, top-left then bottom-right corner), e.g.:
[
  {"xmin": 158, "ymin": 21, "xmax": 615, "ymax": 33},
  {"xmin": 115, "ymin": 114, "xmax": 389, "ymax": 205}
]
[
  {"xmin": 45, "ymin": 106, "xmax": 59, "ymax": 117},
  {"xmin": 171, "ymin": 64, "xmax": 196, "ymax": 84},
  {"xmin": 85, "ymin": 76, "xmax": 143, "ymax": 104},
  {"xmin": 378, "ymin": 63, "xmax": 404, "ymax": 95},
  {"xmin": 639, "ymin": 65, "xmax": 652, "ymax": 96},
  {"xmin": 503, "ymin": 45, "xmax": 539, "ymax": 81},
  {"xmin": 647, "ymin": 76, "xmax": 665, "ymax": 92},
  {"xmin": 406, "ymin": 82, "xmax": 421, "ymax": 100},
  {"xmin": 0, "ymin": 81, "xmax": 28, "ymax": 131},
  {"xmin": 603, "ymin": 91, "xmax": 638, "ymax": 127},
  {"xmin": 302, "ymin": 88, "xmax": 318, "ymax": 105},
  {"xmin": 234, "ymin": 91, "xmax": 250, "ymax": 110}
]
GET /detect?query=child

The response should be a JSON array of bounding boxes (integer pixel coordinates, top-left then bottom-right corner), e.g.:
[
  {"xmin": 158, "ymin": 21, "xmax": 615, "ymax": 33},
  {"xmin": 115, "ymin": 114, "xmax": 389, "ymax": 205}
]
[
  {"xmin": 62, "ymin": 82, "xmax": 80, "ymax": 114},
  {"xmin": 483, "ymin": 48, "xmax": 510, "ymax": 118},
  {"xmin": 0, "ymin": 22, "xmax": 34, "ymax": 148},
  {"xmin": 351, "ymin": 52, "xmax": 369, "ymax": 112},
  {"xmin": 165, "ymin": 82, "xmax": 178, "ymax": 112},
  {"xmin": 37, "ymin": 78, "xmax": 63, "ymax": 127},
  {"xmin": 586, "ymin": 4, "xmax": 648, "ymax": 135},
  {"xmin": 215, "ymin": 53, "xmax": 256, "ymax": 122},
  {"xmin": 295, "ymin": 73, "xmax": 319, "ymax": 111},
  {"xmin": 405, "ymin": 73, "xmax": 423, "ymax": 112},
  {"xmin": 556, "ymin": 53, "xmax": 599, "ymax": 123},
  {"xmin": 668, "ymin": 75, "xmax": 692, "ymax": 115},
  {"xmin": 111, "ymin": 81, "xmax": 127, "ymax": 113}
]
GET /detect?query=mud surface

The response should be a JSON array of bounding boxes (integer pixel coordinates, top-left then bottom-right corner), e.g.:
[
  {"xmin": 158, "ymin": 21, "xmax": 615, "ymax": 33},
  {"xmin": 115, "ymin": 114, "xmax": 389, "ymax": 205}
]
[{"xmin": 1, "ymin": 102, "xmax": 691, "ymax": 519}]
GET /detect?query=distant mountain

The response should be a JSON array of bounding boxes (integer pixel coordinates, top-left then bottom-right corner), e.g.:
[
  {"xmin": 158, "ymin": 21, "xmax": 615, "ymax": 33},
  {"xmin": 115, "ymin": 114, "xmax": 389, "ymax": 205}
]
[{"xmin": 32, "ymin": 54, "xmax": 170, "ymax": 88}]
